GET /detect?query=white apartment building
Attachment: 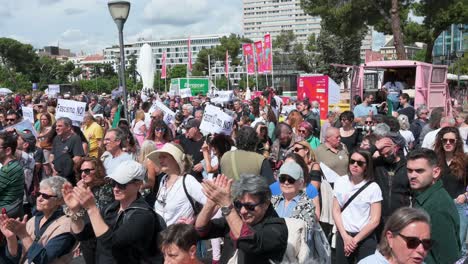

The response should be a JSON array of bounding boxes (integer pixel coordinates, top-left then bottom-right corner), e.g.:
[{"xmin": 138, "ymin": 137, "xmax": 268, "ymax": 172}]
[
  {"xmin": 103, "ymin": 34, "xmax": 229, "ymax": 70},
  {"xmin": 243, "ymin": 0, "xmax": 321, "ymax": 44}
]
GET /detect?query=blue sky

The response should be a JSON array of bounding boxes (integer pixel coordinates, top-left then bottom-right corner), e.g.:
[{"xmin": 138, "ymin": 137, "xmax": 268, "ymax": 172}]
[{"xmin": 0, "ymin": 0, "xmax": 243, "ymax": 54}]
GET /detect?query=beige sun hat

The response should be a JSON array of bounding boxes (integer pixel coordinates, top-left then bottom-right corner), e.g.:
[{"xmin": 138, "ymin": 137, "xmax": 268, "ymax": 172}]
[{"xmin": 146, "ymin": 143, "xmax": 186, "ymax": 174}]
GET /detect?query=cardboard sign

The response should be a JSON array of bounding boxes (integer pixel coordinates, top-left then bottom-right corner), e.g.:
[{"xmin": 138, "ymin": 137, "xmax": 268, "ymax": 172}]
[
  {"xmin": 55, "ymin": 99, "xmax": 87, "ymax": 124},
  {"xmin": 180, "ymin": 88, "xmax": 192, "ymax": 98},
  {"xmin": 200, "ymin": 105, "xmax": 234, "ymax": 135},
  {"xmin": 22, "ymin": 107, "xmax": 34, "ymax": 123},
  {"xmin": 47, "ymin": 84, "xmax": 60, "ymax": 96}
]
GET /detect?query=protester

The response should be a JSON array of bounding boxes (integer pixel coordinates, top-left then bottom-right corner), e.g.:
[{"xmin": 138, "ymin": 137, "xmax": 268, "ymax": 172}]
[
  {"xmin": 147, "ymin": 119, "xmax": 172, "ymax": 149},
  {"xmin": 101, "ymin": 128, "xmax": 132, "ymax": 175},
  {"xmin": 298, "ymin": 121, "xmax": 320, "ymax": 149},
  {"xmin": 270, "ymin": 122, "xmax": 296, "ymax": 165},
  {"xmin": 410, "ymin": 105, "xmax": 429, "ymax": 147},
  {"xmin": 179, "ymin": 119, "xmax": 205, "ymax": 182},
  {"xmin": 353, "ymin": 93, "xmax": 377, "ymax": 121},
  {"xmin": 82, "ymin": 112, "xmax": 104, "ymax": 158},
  {"xmin": 0, "ymin": 132, "xmax": 24, "ymax": 209},
  {"xmin": 132, "ymin": 109, "xmax": 147, "ymax": 147},
  {"xmin": 160, "ymin": 223, "xmax": 203, "ymax": 264},
  {"xmin": 339, "ymin": 111, "xmax": 361, "ymax": 154}
]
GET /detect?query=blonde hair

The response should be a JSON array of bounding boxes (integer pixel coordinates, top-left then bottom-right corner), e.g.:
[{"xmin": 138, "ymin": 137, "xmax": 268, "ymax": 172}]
[
  {"xmin": 294, "ymin": 140, "xmax": 317, "ymax": 163},
  {"xmin": 139, "ymin": 140, "xmax": 157, "ymax": 163},
  {"xmin": 135, "ymin": 110, "xmax": 145, "ymax": 123}
]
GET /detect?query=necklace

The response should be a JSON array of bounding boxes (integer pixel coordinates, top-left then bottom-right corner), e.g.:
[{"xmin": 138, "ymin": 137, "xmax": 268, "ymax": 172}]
[{"xmin": 156, "ymin": 174, "xmax": 177, "ymax": 207}]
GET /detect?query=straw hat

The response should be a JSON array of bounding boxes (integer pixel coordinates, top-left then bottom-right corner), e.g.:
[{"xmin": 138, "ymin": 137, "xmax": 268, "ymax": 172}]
[{"xmin": 146, "ymin": 143, "xmax": 186, "ymax": 174}]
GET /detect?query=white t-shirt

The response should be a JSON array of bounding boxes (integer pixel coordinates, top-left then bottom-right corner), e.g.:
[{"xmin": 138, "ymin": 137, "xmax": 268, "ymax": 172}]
[
  {"xmin": 132, "ymin": 120, "xmax": 146, "ymax": 136},
  {"xmin": 399, "ymin": 130, "xmax": 415, "ymax": 155},
  {"xmin": 334, "ymin": 175, "xmax": 382, "ymax": 233},
  {"xmin": 155, "ymin": 174, "xmax": 207, "ymax": 226},
  {"xmin": 421, "ymin": 128, "xmax": 441, "ymax": 150}
]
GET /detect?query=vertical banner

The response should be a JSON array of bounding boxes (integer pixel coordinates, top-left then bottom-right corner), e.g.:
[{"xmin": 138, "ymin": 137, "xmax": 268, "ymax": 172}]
[
  {"xmin": 254, "ymin": 41, "xmax": 264, "ymax": 74},
  {"xmin": 187, "ymin": 37, "xmax": 192, "ymax": 72},
  {"xmin": 161, "ymin": 51, "xmax": 167, "ymax": 79},
  {"xmin": 242, "ymin": 43, "xmax": 255, "ymax": 75},
  {"xmin": 264, "ymin": 34, "xmax": 272, "ymax": 73},
  {"xmin": 225, "ymin": 50, "xmax": 229, "ymax": 78},
  {"xmin": 297, "ymin": 76, "xmax": 329, "ymax": 120}
]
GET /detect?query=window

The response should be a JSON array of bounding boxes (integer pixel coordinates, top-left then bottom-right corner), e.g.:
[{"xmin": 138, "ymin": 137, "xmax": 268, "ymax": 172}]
[{"xmin": 431, "ymin": 68, "xmax": 446, "ymax": 83}]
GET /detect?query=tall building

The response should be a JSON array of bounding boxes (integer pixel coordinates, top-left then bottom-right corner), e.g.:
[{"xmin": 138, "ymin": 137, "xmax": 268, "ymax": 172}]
[
  {"xmin": 242, "ymin": 0, "xmax": 321, "ymax": 44},
  {"xmin": 433, "ymin": 24, "xmax": 466, "ymax": 64},
  {"xmin": 103, "ymin": 34, "xmax": 228, "ymax": 70}
]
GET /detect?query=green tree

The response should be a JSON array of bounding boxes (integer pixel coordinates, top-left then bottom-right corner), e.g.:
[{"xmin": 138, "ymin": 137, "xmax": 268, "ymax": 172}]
[
  {"xmin": 170, "ymin": 64, "xmax": 187, "ymax": 79},
  {"xmin": 127, "ymin": 53, "xmax": 138, "ymax": 84},
  {"xmin": 0, "ymin": 38, "xmax": 39, "ymax": 89}
]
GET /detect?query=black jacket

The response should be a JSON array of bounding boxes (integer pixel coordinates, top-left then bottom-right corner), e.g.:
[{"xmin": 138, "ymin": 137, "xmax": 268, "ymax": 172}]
[{"xmin": 76, "ymin": 196, "xmax": 163, "ymax": 264}]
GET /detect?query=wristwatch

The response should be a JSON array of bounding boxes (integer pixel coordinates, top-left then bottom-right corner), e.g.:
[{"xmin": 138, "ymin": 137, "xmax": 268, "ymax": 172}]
[{"xmin": 221, "ymin": 204, "xmax": 234, "ymax": 217}]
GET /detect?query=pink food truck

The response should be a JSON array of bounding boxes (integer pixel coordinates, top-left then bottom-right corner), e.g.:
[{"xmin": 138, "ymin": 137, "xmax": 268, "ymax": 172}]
[{"xmin": 351, "ymin": 60, "xmax": 450, "ymax": 113}]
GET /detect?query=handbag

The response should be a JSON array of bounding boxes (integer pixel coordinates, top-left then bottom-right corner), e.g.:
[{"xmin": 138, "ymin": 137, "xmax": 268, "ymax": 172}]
[
  {"xmin": 341, "ymin": 181, "xmax": 372, "ymax": 212},
  {"xmin": 182, "ymin": 174, "xmax": 203, "ymax": 215},
  {"xmin": 2, "ymin": 198, "xmax": 24, "ymax": 219}
]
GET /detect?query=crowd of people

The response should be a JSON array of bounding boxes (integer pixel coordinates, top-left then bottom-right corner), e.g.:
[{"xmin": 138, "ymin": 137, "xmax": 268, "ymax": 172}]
[{"xmin": 0, "ymin": 88, "xmax": 466, "ymax": 264}]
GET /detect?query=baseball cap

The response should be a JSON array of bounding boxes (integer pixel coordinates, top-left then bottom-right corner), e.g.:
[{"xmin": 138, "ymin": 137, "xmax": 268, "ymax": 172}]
[
  {"xmin": 16, "ymin": 129, "xmax": 36, "ymax": 145},
  {"xmin": 106, "ymin": 160, "xmax": 145, "ymax": 184},
  {"xmin": 279, "ymin": 162, "xmax": 304, "ymax": 180},
  {"xmin": 184, "ymin": 118, "xmax": 200, "ymax": 130}
]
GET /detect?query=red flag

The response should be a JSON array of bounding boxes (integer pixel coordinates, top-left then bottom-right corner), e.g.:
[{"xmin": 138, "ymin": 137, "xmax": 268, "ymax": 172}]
[
  {"xmin": 242, "ymin": 43, "xmax": 255, "ymax": 75},
  {"xmin": 254, "ymin": 41, "xmax": 264, "ymax": 74},
  {"xmin": 161, "ymin": 51, "xmax": 167, "ymax": 79},
  {"xmin": 225, "ymin": 50, "xmax": 229, "ymax": 77},
  {"xmin": 264, "ymin": 34, "xmax": 272, "ymax": 73},
  {"xmin": 187, "ymin": 37, "xmax": 192, "ymax": 72}
]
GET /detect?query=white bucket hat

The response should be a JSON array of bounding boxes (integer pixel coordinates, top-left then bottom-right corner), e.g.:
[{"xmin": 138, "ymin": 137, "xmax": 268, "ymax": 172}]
[{"xmin": 146, "ymin": 143, "xmax": 186, "ymax": 174}]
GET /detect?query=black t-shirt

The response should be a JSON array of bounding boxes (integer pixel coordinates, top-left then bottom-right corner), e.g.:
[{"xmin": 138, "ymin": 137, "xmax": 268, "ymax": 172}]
[
  {"xmin": 52, "ymin": 134, "xmax": 85, "ymax": 184},
  {"xmin": 180, "ymin": 136, "xmax": 204, "ymax": 182},
  {"xmin": 398, "ymin": 106, "xmax": 416, "ymax": 123}
]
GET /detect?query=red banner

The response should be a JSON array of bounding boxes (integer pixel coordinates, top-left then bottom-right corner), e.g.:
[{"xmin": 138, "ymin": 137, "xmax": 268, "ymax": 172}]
[
  {"xmin": 297, "ymin": 76, "xmax": 329, "ymax": 120},
  {"xmin": 242, "ymin": 43, "xmax": 255, "ymax": 75},
  {"xmin": 161, "ymin": 51, "xmax": 167, "ymax": 79},
  {"xmin": 264, "ymin": 34, "xmax": 272, "ymax": 73},
  {"xmin": 225, "ymin": 50, "xmax": 229, "ymax": 77},
  {"xmin": 254, "ymin": 41, "xmax": 264, "ymax": 74},
  {"xmin": 187, "ymin": 37, "xmax": 192, "ymax": 72}
]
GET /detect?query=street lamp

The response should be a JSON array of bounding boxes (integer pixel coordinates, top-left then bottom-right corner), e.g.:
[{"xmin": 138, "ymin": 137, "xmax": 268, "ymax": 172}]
[
  {"xmin": 456, "ymin": 24, "xmax": 465, "ymax": 89},
  {"xmin": 108, "ymin": 0, "xmax": 131, "ymax": 120}
]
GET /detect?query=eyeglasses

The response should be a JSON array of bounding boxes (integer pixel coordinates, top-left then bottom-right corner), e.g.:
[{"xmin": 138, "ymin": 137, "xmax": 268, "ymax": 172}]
[
  {"xmin": 110, "ymin": 180, "xmax": 137, "ymax": 190},
  {"xmin": 279, "ymin": 175, "xmax": 297, "ymax": 184},
  {"xmin": 397, "ymin": 233, "xmax": 433, "ymax": 250},
  {"xmin": 37, "ymin": 192, "xmax": 58, "ymax": 200},
  {"xmin": 349, "ymin": 158, "xmax": 366, "ymax": 167},
  {"xmin": 155, "ymin": 127, "xmax": 166, "ymax": 132},
  {"xmin": 80, "ymin": 168, "xmax": 95, "ymax": 175},
  {"xmin": 441, "ymin": 138, "xmax": 456, "ymax": 145},
  {"xmin": 364, "ymin": 121, "xmax": 373, "ymax": 125},
  {"xmin": 298, "ymin": 129, "xmax": 308, "ymax": 134},
  {"xmin": 234, "ymin": 200, "xmax": 262, "ymax": 212},
  {"xmin": 293, "ymin": 147, "xmax": 304, "ymax": 153}
]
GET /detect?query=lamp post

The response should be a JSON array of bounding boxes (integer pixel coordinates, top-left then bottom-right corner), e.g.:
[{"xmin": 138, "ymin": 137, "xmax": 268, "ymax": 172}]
[
  {"xmin": 108, "ymin": 0, "xmax": 130, "ymax": 120},
  {"xmin": 456, "ymin": 24, "xmax": 465, "ymax": 89}
]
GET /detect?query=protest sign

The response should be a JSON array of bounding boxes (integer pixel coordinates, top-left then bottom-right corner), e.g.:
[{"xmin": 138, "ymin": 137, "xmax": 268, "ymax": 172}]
[
  {"xmin": 47, "ymin": 84, "xmax": 60, "ymax": 96},
  {"xmin": 149, "ymin": 101, "xmax": 176, "ymax": 124},
  {"xmin": 55, "ymin": 99, "xmax": 87, "ymax": 125},
  {"xmin": 200, "ymin": 105, "xmax": 234, "ymax": 135},
  {"xmin": 3, "ymin": 120, "xmax": 38, "ymax": 137},
  {"xmin": 180, "ymin": 88, "xmax": 192, "ymax": 98},
  {"xmin": 22, "ymin": 107, "xmax": 34, "ymax": 123},
  {"xmin": 210, "ymin": 91, "xmax": 234, "ymax": 105}
]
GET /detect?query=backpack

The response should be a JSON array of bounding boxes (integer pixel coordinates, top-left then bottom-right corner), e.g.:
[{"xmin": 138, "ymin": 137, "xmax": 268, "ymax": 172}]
[{"xmin": 122, "ymin": 206, "xmax": 166, "ymax": 264}]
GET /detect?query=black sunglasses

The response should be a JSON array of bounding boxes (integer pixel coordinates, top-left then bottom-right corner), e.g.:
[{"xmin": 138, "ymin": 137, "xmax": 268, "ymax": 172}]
[
  {"xmin": 6, "ymin": 118, "xmax": 16, "ymax": 122},
  {"xmin": 293, "ymin": 147, "xmax": 304, "ymax": 153},
  {"xmin": 80, "ymin": 168, "xmax": 95, "ymax": 175},
  {"xmin": 37, "ymin": 192, "xmax": 58, "ymax": 200},
  {"xmin": 397, "ymin": 233, "xmax": 433, "ymax": 250},
  {"xmin": 234, "ymin": 200, "xmax": 262, "ymax": 211},
  {"xmin": 349, "ymin": 158, "xmax": 366, "ymax": 167},
  {"xmin": 441, "ymin": 138, "xmax": 456, "ymax": 144},
  {"xmin": 110, "ymin": 180, "xmax": 137, "ymax": 190},
  {"xmin": 279, "ymin": 175, "xmax": 297, "ymax": 184},
  {"xmin": 364, "ymin": 121, "xmax": 373, "ymax": 124},
  {"xmin": 155, "ymin": 127, "xmax": 166, "ymax": 132}
]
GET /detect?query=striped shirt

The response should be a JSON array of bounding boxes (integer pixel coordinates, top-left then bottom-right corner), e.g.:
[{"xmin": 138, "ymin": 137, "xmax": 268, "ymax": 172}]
[{"xmin": 0, "ymin": 160, "xmax": 24, "ymax": 207}]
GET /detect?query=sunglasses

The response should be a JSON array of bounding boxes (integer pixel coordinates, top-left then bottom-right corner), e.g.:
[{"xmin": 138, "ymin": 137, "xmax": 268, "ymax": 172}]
[
  {"xmin": 364, "ymin": 121, "xmax": 373, "ymax": 124},
  {"xmin": 397, "ymin": 233, "xmax": 433, "ymax": 250},
  {"xmin": 279, "ymin": 175, "xmax": 297, "ymax": 184},
  {"xmin": 155, "ymin": 127, "xmax": 166, "ymax": 132},
  {"xmin": 233, "ymin": 200, "xmax": 262, "ymax": 211},
  {"xmin": 349, "ymin": 158, "xmax": 366, "ymax": 167},
  {"xmin": 80, "ymin": 168, "xmax": 95, "ymax": 175},
  {"xmin": 298, "ymin": 129, "xmax": 307, "ymax": 134},
  {"xmin": 37, "ymin": 192, "xmax": 58, "ymax": 200},
  {"xmin": 6, "ymin": 118, "xmax": 16, "ymax": 122},
  {"xmin": 293, "ymin": 147, "xmax": 304, "ymax": 153},
  {"xmin": 442, "ymin": 138, "xmax": 456, "ymax": 144},
  {"xmin": 110, "ymin": 180, "xmax": 137, "ymax": 190}
]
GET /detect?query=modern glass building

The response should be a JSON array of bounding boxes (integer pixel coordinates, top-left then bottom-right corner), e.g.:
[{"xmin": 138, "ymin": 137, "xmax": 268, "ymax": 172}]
[{"xmin": 433, "ymin": 24, "xmax": 466, "ymax": 64}]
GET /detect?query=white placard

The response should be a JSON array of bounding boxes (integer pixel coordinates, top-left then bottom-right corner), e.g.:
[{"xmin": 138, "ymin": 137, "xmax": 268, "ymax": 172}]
[
  {"xmin": 281, "ymin": 105, "xmax": 296, "ymax": 115},
  {"xmin": 3, "ymin": 120, "xmax": 38, "ymax": 137},
  {"xmin": 149, "ymin": 101, "xmax": 176, "ymax": 124},
  {"xmin": 55, "ymin": 99, "xmax": 87, "ymax": 124},
  {"xmin": 47, "ymin": 84, "xmax": 60, "ymax": 96},
  {"xmin": 180, "ymin": 88, "xmax": 192, "ymax": 98},
  {"xmin": 200, "ymin": 105, "xmax": 234, "ymax": 135},
  {"xmin": 210, "ymin": 90, "xmax": 234, "ymax": 103},
  {"xmin": 319, "ymin": 162, "xmax": 340, "ymax": 183},
  {"xmin": 22, "ymin": 107, "xmax": 34, "ymax": 123}
]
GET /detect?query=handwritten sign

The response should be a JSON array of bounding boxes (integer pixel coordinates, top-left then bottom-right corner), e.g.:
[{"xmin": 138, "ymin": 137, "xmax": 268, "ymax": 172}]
[
  {"xmin": 22, "ymin": 107, "xmax": 34, "ymax": 123},
  {"xmin": 210, "ymin": 91, "xmax": 234, "ymax": 103},
  {"xmin": 149, "ymin": 101, "xmax": 176, "ymax": 125},
  {"xmin": 180, "ymin": 88, "xmax": 192, "ymax": 98},
  {"xmin": 55, "ymin": 99, "xmax": 87, "ymax": 125},
  {"xmin": 200, "ymin": 105, "xmax": 234, "ymax": 135},
  {"xmin": 47, "ymin": 84, "xmax": 60, "ymax": 96}
]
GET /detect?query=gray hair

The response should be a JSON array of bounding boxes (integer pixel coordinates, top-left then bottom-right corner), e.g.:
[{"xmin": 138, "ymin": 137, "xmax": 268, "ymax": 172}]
[
  {"xmin": 440, "ymin": 116, "xmax": 456, "ymax": 127},
  {"xmin": 378, "ymin": 207, "xmax": 431, "ymax": 258},
  {"xmin": 56, "ymin": 117, "xmax": 72, "ymax": 127},
  {"xmin": 373, "ymin": 123, "xmax": 391, "ymax": 137},
  {"xmin": 311, "ymin": 101, "xmax": 319, "ymax": 108},
  {"xmin": 107, "ymin": 128, "xmax": 127, "ymax": 148},
  {"xmin": 231, "ymin": 174, "xmax": 271, "ymax": 204},
  {"xmin": 416, "ymin": 104, "xmax": 428, "ymax": 117},
  {"xmin": 397, "ymin": 114, "xmax": 410, "ymax": 130},
  {"xmin": 40, "ymin": 176, "xmax": 69, "ymax": 199},
  {"xmin": 183, "ymin": 104, "xmax": 194, "ymax": 113}
]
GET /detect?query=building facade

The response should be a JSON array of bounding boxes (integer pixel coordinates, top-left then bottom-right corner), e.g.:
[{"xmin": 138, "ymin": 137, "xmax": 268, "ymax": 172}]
[
  {"xmin": 433, "ymin": 24, "xmax": 466, "ymax": 65},
  {"xmin": 103, "ymin": 34, "xmax": 228, "ymax": 70}
]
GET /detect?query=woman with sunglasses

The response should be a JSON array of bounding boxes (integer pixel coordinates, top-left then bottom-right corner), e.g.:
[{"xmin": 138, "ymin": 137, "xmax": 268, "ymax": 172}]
[
  {"xmin": 359, "ymin": 207, "xmax": 432, "ymax": 264},
  {"xmin": 63, "ymin": 160, "xmax": 163, "ymax": 263},
  {"xmin": 147, "ymin": 119, "xmax": 172, "ymax": 150},
  {"xmin": 339, "ymin": 111, "xmax": 362, "ymax": 154},
  {"xmin": 76, "ymin": 157, "xmax": 114, "ymax": 264},
  {"xmin": 289, "ymin": 141, "xmax": 322, "ymax": 190},
  {"xmin": 148, "ymin": 143, "xmax": 206, "ymax": 226},
  {"xmin": 433, "ymin": 127, "xmax": 468, "ymax": 255},
  {"xmin": 298, "ymin": 121, "xmax": 320, "ymax": 150},
  {"xmin": 333, "ymin": 149, "xmax": 382, "ymax": 263},
  {"xmin": 0, "ymin": 176, "xmax": 77, "ymax": 264}
]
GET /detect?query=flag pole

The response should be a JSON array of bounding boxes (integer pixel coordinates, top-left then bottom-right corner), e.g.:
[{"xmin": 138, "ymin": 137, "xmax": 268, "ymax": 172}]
[{"xmin": 245, "ymin": 55, "xmax": 249, "ymax": 91}]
